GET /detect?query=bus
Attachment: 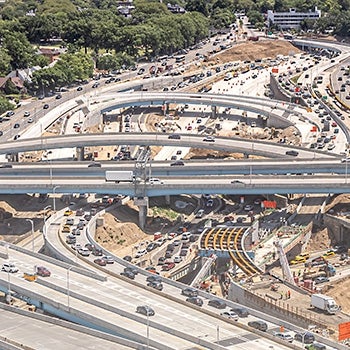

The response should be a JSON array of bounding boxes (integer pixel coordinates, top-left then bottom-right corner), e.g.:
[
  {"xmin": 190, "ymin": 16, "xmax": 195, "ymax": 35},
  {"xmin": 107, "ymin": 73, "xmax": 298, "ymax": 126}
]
[{"xmin": 175, "ymin": 55, "xmax": 185, "ymax": 63}]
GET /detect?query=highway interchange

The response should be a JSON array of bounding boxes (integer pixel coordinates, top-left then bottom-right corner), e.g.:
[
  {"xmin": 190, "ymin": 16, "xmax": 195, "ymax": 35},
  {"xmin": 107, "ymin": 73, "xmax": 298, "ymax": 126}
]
[{"xmin": 1, "ymin": 35, "xmax": 350, "ymax": 350}]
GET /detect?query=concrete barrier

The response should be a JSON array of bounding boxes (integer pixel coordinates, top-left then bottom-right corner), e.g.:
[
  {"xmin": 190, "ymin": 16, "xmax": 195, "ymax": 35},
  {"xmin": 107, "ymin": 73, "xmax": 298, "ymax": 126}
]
[{"xmin": 0, "ymin": 303, "xmax": 154, "ymax": 350}]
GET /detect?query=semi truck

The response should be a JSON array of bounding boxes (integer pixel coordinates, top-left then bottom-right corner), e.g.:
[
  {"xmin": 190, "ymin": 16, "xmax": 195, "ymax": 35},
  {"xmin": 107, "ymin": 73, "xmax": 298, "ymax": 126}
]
[
  {"xmin": 105, "ymin": 171, "xmax": 134, "ymax": 183},
  {"xmin": 310, "ymin": 294, "xmax": 340, "ymax": 314}
]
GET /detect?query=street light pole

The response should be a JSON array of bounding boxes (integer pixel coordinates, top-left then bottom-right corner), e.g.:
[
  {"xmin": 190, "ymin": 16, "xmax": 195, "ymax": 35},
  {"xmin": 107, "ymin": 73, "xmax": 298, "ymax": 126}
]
[
  {"xmin": 53, "ymin": 186, "xmax": 60, "ymax": 211},
  {"xmin": 146, "ymin": 310, "xmax": 150, "ymax": 350},
  {"xmin": 26, "ymin": 219, "xmax": 35, "ymax": 253},
  {"xmin": 67, "ymin": 266, "xmax": 73, "ymax": 309}
]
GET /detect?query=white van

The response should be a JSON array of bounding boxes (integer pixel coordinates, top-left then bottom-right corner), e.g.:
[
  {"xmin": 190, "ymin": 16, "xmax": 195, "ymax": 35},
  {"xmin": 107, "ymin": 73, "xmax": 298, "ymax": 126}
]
[{"xmin": 135, "ymin": 249, "xmax": 147, "ymax": 258}]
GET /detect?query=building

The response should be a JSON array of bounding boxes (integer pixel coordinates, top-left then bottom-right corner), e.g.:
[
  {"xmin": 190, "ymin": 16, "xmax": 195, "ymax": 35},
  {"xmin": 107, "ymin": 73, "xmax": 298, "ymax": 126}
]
[{"xmin": 267, "ymin": 7, "xmax": 321, "ymax": 29}]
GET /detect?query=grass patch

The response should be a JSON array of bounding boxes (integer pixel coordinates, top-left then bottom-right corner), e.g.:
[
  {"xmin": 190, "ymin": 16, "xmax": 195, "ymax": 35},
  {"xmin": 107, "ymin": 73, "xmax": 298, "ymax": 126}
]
[{"xmin": 151, "ymin": 206, "xmax": 179, "ymax": 220}]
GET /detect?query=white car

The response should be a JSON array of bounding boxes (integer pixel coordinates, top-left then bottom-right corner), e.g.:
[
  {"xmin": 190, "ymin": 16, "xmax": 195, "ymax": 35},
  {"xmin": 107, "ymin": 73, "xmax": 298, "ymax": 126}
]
[
  {"xmin": 195, "ymin": 209, "xmax": 205, "ymax": 218},
  {"xmin": 149, "ymin": 178, "xmax": 164, "ymax": 185},
  {"xmin": 173, "ymin": 256, "xmax": 183, "ymax": 263},
  {"xmin": 78, "ymin": 248, "xmax": 90, "ymax": 256},
  {"xmin": 244, "ymin": 204, "xmax": 253, "ymax": 211},
  {"xmin": 220, "ymin": 311, "xmax": 239, "ymax": 321},
  {"xmin": 274, "ymin": 332, "xmax": 293, "ymax": 343},
  {"xmin": 1, "ymin": 262, "xmax": 18, "ymax": 273},
  {"xmin": 206, "ymin": 199, "xmax": 214, "ymax": 207},
  {"xmin": 135, "ymin": 249, "xmax": 147, "ymax": 258}
]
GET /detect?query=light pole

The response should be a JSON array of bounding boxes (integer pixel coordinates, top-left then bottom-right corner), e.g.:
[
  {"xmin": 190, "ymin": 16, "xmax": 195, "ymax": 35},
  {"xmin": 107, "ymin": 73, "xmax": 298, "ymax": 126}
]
[
  {"xmin": 53, "ymin": 186, "xmax": 60, "ymax": 211},
  {"xmin": 146, "ymin": 309, "xmax": 150, "ymax": 349},
  {"xmin": 6, "ymin": 271, "xmax": 11, "ymax": 304},
  {"xmin": 43, "ymin": 205, "xmax": 51, "ymax": 238},
  {"xmin": 216, "ymin": 325, "xmax": 220, "ymax": 343},
  {"xmin": 67, "ymin": 266, "xmax": 73, "ymax": 309},
  {"xmin": 26, "ymin": 219, "xmax": 35, "ymax": 253}
]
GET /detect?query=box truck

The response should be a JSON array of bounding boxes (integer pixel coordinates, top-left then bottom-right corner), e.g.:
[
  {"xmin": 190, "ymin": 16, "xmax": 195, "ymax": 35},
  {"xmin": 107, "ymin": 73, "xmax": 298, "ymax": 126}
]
[
  {"xmin": 310, "ymin": 294, "xmax": 340, "ymax": 314},
  {"xmin": 105, "ymin": 171, "xmax": 134, "ymax": 183}
]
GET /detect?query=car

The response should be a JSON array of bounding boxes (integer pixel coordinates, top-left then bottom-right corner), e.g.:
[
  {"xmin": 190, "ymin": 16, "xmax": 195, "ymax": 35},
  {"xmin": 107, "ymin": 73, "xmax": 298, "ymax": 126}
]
[
  {"xmin": 124, "ymin": 267, "xmax": 138, "ymax": 275},
  {"xmin": 91, "ymin": 247, "xmax": 103, "ymax": 256},
  {"xmin": 0, "ymin": 163, "xmax": 12, "ymax": 168},
  {"xmin": 294, "ymin": 331, "xmax": 315, "ymax": 344},
  {"xmin": 66, "ymin": 234, "xmax": 76, "ymax": 244},
  {"xmin": 88, "ymin": 162, "xmax": 101, "ymax": 168},
  {"xmin": 247, "ymin": 320, "xmax": 268, "ymax": 331},
  {"xmin": 6, "ymin": 111, "xmax": 14, "ymax": 117},
  {"xmin": 78, "ymin": 248, "xmax": 90, "ymax": 256},
  {"xmin": 1, "ymin": 262, "xmax": 18, "ymax": 273},
  {"xmin": 13, "ymin": 123, "xmax": 20, "ymax": 128},
  {"xmin": 181, "ymin": 288, "xmax": 199, "ymax": 297},
  {"xmin": 170, "ymin": 160, "xmax": 184, "ymax": 166},
  {"xmin": 168, "ymin": 134, "xmax": 181, "ymax": 139},
  {"xmin": 13, "ymin": 134, "xmax": 20, "ymax": 140},
  {"xmin": 244, "ymin": 204, "xmax": 253, "ymax": 211},
  {"xmin": 55, "ymin": 94, "xmax": 62, "ymax": 99},
  {"xmin": 66, "ymin": 218, "xmax": 74, "ymax": 225},
  {"xmin": 322, "ymin": 250, "xmax": 335, "ymax": 258},
  {"xmin": 149, "ymin": 178, "xmax": 164, "ymax": 185},
  {"xmin": 146, "ymin": 275, "xmax": 162, "ymax": 283},
  {"xmin": 36, "ymin": 266, "xmax": 51, "ymax": 277},
  {"xmin": 173, "ymin": 256, "xmax": 183, "ymax": 263},
  {"xmin": 206, "ymin": 199, "xmax": 214, "ymax": 207},
  {"xmin": 0, "ymin": 131, "xmax": 3, "ymax": 137},
  {"xmin": 147, "ymin": 281, "xmax": 163, "ymax": 290},
  {"xmin": 220, "ymin": 311, "xmax": 239, "ymax": 321},
  {"xmin": 120, "ymin": 270, "xmax": 135, "ymax": 279},
  {"xmin": 24, "ymin": 111, "xmax": 30, "ymax": 117},
  {"xmin": 64, "ymin": 210, "xmax": 73, "ymax": 216},
  {"xmin": 71, "ymin": 243, "xmax": 82, "ymax": 251},
  {"xmin": 162, "ymin": 262, "xmax": 175, "ymax": 271},
  {"xmin": 94, "ymin": 258, "xmax": 107, "ymax": 266},
  {"xmin": 285, "ymin": 150, "xmax": 299, "ymax": 156},
  {"xmin": 314, "ymin": 276, "xmax": 330, "ymax": 284},
  {"xmin": 157, "ymin": 256, "xmax": 166, "ymax": 265},
  {"xmin": 101, "ymin": 255, "xmax": 114, "ymax": 264},
  {"xmin": 230, "ymin": 307, "xmax": 249, "ymax": 317},
  {"xmin": 43, "ymin": 104, "xmax": 49, "ymax": 109},
  {"xmin": 135, "ymin": 249, "xmax": 147, "ymax": 258},
  {"xmin": 136, "ymin": 305, "xmax": 155, "ymax": 316},
  {"xmin": 203, "ymin": 136, "xmax": 215, "ymax": 142},
  {"xmin": 77, "ymin": 86, "xmax": 83, "ymax": 91},
  {"xmin": 62, "ymin": 225, "xmax": 71, "ymax": 233},
  {"xmin": 208, "ymin": 299, "xmax": 226, "ymax": 309},
  {"xmin": 274, "ymin": 332, "xmax": 293, "ymax": 342},
  {"xmin": 186, "ymin": 296, "xmax": 203, "ymax": 306},
  {"xmin": 305, "ymin": 342, "xmax": 326, "ymax": 350},
  {"xmin": 231, "ymin": 180, "xmax": 245, "ymax": 185},
  {"xmin": 27, "ymin": 118, "xmax": 34, "ymax": 123},
  {"xmin": 195, "ymin": 209, "xmax": 205, "ymax": 218}
]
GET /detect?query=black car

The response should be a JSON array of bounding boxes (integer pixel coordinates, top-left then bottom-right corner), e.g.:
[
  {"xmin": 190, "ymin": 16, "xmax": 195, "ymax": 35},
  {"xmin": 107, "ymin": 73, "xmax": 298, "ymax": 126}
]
[
  {"xmin": 186, "ymin": 297, "xmax": 203, "ymax": 306},
  {"xmin": 146, "ymin": 275, "xmax": 162, "ymax": 283},
  {"xmin": 248, "ymin": 320, "xmax": 268, "ymax": 331},
  {"xmin": 43, "ymin": 104, "xmax": 49, "ymax": 109},
  {"xmin": 285, "ymin": 150, "xmax": 299, "ymax": 156},
  {"xmin": 170, "ymin": 160, "xmax": 184, "ymax": 166},
  {"xmin": 147, "ymin": 281, "xmax": 163, "ymax": 291},
  {"xmin": 13, "ymin": 123, "xmax": 20, "ymax": 128},
  {"xmin": 136, "ymin": 305, "xmax": 155, "ymax": 316},
  {"xmin": 88, "ymin": 162, "xmax": 101, "ymax": 168},
  {"xmin": 294, "ymin": 331, "xmax": 315, "ymax": 344},
  {"xmin": 208, "ymin": 299, "xmax": 226, "ymax": 309},
  {"xmin": 124, "ymin": 267, "xmax": 138, "ymax": 275},
  {"xmin": 55, "ymin": 94, "xmax": 62, "ymax": 99},
  {"xmin": 168, "ymin": 134, "xmax": 181, "ymax": 139},
  {"xmin": 120, "ymin": 270, "xmax": 135, "ymax": 279},
  {"xmin": 230, "ymin": 307, "xmax": 249, "ymax": 317},
  {"xmin": 181, "ymin": 288, "xmax": 198, "ymax": 297},
  {"xmin": 123, "ymin": 255, "xmax": 132, "ymax": 262}
]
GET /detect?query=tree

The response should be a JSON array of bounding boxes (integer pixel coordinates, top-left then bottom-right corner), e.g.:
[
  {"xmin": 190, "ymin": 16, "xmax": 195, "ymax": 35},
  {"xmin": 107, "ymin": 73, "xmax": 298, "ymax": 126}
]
[
  {"xmin": 186, "ymin": 0, "xmax": 209, "ymax": 16},
  {"xmin": 0, "ymin": 49, "xmax": 12, "ymax": 76},
  {"xmin": 0, "ymin": 95, "xmax": 13, "ymax": 114}
]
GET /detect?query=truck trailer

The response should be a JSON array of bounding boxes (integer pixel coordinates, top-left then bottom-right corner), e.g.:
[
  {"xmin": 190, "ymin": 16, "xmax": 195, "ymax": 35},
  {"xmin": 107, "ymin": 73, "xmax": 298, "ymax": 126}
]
[
  {"xmin": 310, "ymin": 294, "xmax": 340, "ymax": 314},
  {"xmin": 105, "ymin": 171, "xmax": 134, "ymax": 183}
]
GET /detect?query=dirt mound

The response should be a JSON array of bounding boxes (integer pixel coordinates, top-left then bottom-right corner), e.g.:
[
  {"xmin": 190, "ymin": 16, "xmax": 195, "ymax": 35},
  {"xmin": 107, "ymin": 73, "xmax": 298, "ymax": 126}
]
[
  {"xmin": 323, "ymin": 278, "xmax": 350, "ymax": 314},
  {"xmin": 305, "ymin": 227, "xmax": 331, "ymax": 251},
  {"xmin": 209, "ymin": 40, "xmax": 301, "ymax": 64}
]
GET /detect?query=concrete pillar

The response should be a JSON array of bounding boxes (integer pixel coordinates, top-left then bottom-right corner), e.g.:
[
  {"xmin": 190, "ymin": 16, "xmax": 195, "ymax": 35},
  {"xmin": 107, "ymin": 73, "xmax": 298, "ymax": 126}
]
[
  {"xmin": 211, "ymin": 105, "xmax": 217, "ymax": 118},
  {"xmin": 134, "ymin": 197, "xmax": 149, "ymax": 230},
  {"xmin": 76, "ymin": 146, "xmax": 85, "ymax": 161},
  {"xmin": 9, "ymin": 153, "xmax": 19, "ymax": 162},
  {"xmin": 165, "ymin": 195, "xmax": 171, "ymax": 205}
]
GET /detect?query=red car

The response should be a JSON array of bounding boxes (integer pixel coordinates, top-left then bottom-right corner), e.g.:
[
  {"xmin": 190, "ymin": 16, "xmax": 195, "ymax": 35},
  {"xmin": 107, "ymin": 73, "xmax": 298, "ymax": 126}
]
[
  {"xmin": 36, "ymin": 266, "xmax": 51, "ymax": 277},
  {"xmin": 162, "ymin": 262, "xmax": 175, "ymax": 271},
  {"xmin": 94, "ymin": 258, "xmax": 107, "ymax": 266}
]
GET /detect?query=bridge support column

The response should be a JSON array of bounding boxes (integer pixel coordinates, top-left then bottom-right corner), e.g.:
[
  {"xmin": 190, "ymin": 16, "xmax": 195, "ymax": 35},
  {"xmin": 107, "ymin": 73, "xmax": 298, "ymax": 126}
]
[
  {"xmin": 165, "ymin": 195, "xmax": 171, "ymax": 205},
  {"xmin": 8, "ymin": 153, "xmax": 19, "ymax": 162},
  {"xmin": 211, "ymin": 105, "xmax": 217, "ymax": 118},
  {"xmin": 76, "ymin": 147, "xmax": 85, "ymax": 161},
  {"xmin": 134, "ymin": 197, "xmax": 149, "ymax": 230}
]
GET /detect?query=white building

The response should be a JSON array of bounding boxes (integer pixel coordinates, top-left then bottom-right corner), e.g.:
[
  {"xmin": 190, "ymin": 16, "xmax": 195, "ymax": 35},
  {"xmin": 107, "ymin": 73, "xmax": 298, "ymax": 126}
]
[{"xmin": 267, "ymin": 7, "xmax": 321, "ymax": 29}]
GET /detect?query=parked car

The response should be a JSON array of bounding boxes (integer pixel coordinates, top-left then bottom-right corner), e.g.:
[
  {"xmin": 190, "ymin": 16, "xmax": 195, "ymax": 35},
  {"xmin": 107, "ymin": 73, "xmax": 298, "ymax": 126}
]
[
  {"xmin": 36, "ymin": 266, "xmax": 51, "ymax": 277},
  {"xmin": 220, "ymin": 311, "xmax": 239, "ymax": 321},
  {"xmin": 186, "ymin": 297, "xmax": 203, "ymax": 306},
  {"xmin": 314, "ymin": 276, "xmax": 330, "ymax": 284},
  {"xmin": 247, "ymin": 320, "xmax": 268, "ymax": 331},
  {"xmin": 64, "ymin": 210, "xmax": 73, "ymax": 216},
  {"xmin": 208, "ymin": 299, "xmax": 226, "ymax": 309},
  {"xmin": 162, "ymin": 262, "xmax": 175, "ymax": 271},
  {"xmin": 43, "ymin": 104, "xmax": 49, "ymax": 109},
  {"xmin": 66, "ymin": 234, "xmax": 76, "ymax": 244},
  {"xmin": 136, "ymin": 305, "xmax": 155, "ymax": 316}
]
